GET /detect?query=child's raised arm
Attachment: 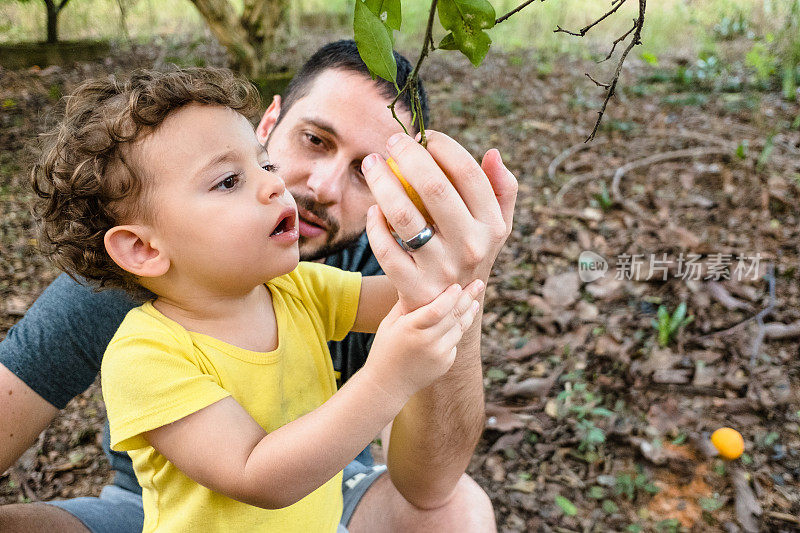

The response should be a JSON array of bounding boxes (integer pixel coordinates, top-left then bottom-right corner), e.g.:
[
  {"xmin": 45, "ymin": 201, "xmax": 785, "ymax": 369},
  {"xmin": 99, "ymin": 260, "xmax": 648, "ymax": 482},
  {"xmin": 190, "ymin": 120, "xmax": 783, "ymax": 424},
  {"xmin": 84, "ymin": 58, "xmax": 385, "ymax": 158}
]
[
  {"xmin": 350, "ymin": 275, "xmax": 397, "ymax": 334},
  {"xmin": 143, "ymin": 279, "xmax": 484, "ymax": 509}
]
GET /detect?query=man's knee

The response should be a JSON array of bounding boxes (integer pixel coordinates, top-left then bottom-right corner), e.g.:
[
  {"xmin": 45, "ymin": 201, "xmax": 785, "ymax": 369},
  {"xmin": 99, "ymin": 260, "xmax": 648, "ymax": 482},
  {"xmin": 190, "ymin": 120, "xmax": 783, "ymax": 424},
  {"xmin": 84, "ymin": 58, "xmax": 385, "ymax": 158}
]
[
  {"xmin": 0, "ymin": 502, "xmax": 90, "ymax": 533},
  {"xmin": 406, "ymin": 474, "xmax": 496, "ymax": 532}
]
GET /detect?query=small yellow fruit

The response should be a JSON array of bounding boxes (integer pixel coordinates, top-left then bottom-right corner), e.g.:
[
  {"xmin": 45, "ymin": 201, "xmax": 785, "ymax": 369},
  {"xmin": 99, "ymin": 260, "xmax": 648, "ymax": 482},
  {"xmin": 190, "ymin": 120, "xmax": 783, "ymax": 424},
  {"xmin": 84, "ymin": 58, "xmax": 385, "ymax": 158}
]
[
  {"xmin": 386, "ymin": 157, "xmax": 434, "ymax": 227},
  {"xmin": 711, "ymin": 427, "xmax": 744, "ymax": 460}
]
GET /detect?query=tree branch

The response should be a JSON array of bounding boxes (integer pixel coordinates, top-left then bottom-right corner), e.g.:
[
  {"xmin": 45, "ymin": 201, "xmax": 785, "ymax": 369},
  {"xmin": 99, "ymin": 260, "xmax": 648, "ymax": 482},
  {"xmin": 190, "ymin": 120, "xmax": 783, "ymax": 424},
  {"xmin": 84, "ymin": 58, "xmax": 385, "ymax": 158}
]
[
  {"xmin": 388, "ymin": 0, "xmax": 438, "ymax": 146},
  {"xmin": 496, "ymin": 0, "xmax": 541, "ymax": 25},
  {"xmin": 602, "ymin": 21, "xmax": 637, "ymax": 62},
  {"xmin": 554, "ymin": 0, "xmax": 628, "ymax": 37},
  {"xmin": 586, "ymin": 0, "xmax": 646, "ymax": 142}
]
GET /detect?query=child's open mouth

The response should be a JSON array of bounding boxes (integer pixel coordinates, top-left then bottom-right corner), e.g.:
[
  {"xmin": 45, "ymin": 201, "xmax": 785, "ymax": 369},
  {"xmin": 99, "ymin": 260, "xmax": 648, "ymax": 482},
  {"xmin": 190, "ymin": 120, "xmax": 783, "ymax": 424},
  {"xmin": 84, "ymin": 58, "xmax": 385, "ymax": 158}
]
[{"xmin": 270, "ymin": 208, "xmax": 299, "ymax": 242}]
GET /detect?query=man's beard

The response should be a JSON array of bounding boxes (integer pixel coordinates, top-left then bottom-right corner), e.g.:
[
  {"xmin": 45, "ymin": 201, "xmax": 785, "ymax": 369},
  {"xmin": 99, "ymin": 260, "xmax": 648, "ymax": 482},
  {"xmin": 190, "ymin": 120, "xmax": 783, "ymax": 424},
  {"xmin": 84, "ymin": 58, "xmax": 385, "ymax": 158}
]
[{"xmin": 293, "ymin": 193, "xmax": 365, "ymax": 262}]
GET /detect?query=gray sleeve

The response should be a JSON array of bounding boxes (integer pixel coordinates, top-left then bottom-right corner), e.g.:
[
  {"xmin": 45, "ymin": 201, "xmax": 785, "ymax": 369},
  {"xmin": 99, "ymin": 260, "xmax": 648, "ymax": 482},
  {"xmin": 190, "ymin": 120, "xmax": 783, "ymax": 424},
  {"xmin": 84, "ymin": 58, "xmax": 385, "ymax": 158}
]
[{"xmin": 0, "ymin": 273, "xmax": 139, "ymax": 409}]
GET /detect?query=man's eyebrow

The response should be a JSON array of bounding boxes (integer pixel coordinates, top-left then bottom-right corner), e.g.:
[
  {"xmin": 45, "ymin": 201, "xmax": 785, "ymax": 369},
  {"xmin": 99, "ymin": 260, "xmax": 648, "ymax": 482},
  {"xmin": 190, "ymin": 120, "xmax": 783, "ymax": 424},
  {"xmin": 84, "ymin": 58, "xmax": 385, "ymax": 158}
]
[{"xmin": 300, "ymin": 118, "xmax": 339, "ymax": 138}]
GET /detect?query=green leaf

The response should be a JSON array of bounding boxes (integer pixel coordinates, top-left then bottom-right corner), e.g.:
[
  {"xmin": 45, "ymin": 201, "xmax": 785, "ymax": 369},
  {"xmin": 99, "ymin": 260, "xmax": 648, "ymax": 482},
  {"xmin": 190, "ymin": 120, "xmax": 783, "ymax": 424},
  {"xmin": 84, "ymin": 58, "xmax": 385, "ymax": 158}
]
[
  {"xmin": 602, "ymin": 499, "xmax": 619, "ymax": 514},
  {"xmin": 438, "ymin": 32, "xmax": 458, "ymax": 50},
  {"xmin": 555, "ymin": 495, "xmax": 578, "ymax": 516},
  {"xmin": 591, "ymin": 407, "xmax": 614, "ymax": 418},
  {"xmin": 699, "ymin": 496, "xmax": 724, "ymax": 512},
  {"xmin": 736, "ymin": 141, "xmax": 748, "ymax": 159},
  {"xmin": 437, "ymin": 0, "xmax": 496, "ymax": 67},
  {"xmin": 486, "ymin": 367, "xmax": 507, "ymax": 380},
  {"xmin": 588, "ymin": 486, "xmax": 606, "ymax": 499},
  {"xmin": 670, "ymin": 302, "xmax": 687, "ymax": 334},
  {"xmin": 641, "ymin": 52, "xmax": 659, "ymax": 66},
  {"xmin": 364, "ymin": 0, "xmax": 402, "ymax": 30},
  {"xmin": 353, "ymin": 0, "xmax": 397, "ymax": 83}
]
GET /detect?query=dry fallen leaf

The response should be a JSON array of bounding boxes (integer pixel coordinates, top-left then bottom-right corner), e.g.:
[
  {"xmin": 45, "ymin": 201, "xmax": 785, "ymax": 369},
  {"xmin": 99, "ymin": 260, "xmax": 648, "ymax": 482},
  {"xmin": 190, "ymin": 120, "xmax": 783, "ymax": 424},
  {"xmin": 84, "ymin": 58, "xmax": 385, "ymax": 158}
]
[
  {"xmin": 732, "ymin": 467, "xmax": 762, "ymax": 533},
  {"xmin": 485, "ymin": 403, "xmax": 526, "ymax": 432},
  {"xmin": 542, "ymin": 271, "xmax": 581, "ymax": 309},
  {"xmin": 501, "ymin": 364, "xmax": 565, "ymax": 400}
]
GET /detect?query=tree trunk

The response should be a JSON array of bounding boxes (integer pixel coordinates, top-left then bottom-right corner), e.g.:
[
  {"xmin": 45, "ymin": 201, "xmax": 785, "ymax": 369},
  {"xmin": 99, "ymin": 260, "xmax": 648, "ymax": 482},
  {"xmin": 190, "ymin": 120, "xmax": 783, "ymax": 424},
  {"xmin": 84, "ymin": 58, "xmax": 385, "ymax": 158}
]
[
  {"xmin": 44, "ymin": 0, "xmax": 59, "ymax": 43},
  {"xmin": 188, "ymin": 0, "xmax": 289, "ymax": 79}
]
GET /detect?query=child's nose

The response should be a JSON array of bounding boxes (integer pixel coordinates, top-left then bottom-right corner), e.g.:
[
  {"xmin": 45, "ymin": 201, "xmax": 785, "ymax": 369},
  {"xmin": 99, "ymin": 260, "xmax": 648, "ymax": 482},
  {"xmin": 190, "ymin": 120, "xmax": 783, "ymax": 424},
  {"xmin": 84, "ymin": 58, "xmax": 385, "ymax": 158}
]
[{"xmin": 257, "ymin": 170, "xmax": 286, "ymax": 204}]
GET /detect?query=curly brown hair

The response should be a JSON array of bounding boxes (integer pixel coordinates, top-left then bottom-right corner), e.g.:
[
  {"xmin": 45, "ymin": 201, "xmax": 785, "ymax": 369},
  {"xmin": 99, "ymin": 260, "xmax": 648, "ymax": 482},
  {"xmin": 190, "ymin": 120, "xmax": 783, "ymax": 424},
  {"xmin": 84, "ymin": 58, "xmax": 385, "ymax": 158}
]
[{"xmin": 31, "ymin": 67, "xmax": 262, "ymax": 298}]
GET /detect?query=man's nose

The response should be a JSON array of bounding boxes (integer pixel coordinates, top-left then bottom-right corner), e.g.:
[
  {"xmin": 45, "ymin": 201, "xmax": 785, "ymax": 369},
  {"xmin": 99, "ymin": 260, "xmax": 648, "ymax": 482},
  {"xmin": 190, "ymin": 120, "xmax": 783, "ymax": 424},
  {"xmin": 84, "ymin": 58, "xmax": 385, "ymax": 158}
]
[
  {"xmin": 257, "ymin": 170, "xmax": 286, "ymax": 204},
  {"xmin": 306, "ymin": 160, "xmax": 346, "ymax": 204}
]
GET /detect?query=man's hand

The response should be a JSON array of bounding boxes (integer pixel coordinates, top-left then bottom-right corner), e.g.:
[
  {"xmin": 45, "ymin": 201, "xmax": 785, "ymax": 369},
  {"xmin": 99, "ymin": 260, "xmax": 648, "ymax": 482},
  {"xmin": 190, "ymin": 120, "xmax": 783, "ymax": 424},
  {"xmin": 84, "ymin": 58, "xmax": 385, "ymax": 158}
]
[{"xmin": 362, "ymin": 130, "xmax": 517, "ymax": 312}]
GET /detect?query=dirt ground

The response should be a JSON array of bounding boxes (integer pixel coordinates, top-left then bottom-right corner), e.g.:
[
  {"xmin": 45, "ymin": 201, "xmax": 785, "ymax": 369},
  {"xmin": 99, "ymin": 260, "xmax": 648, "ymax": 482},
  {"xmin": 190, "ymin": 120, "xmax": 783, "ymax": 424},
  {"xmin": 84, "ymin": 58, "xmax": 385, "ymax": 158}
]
[{"xmin": 1, "ymin": 32, "xmax": 799, "ymax": 532}]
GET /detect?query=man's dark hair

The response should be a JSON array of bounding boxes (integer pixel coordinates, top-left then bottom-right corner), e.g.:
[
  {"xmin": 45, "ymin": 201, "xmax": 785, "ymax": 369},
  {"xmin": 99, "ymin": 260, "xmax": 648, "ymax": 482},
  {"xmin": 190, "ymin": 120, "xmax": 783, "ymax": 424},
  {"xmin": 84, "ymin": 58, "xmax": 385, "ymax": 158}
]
[{"xmin": 278, "ymin": 40, "xmax": 428, "ymax": 132}]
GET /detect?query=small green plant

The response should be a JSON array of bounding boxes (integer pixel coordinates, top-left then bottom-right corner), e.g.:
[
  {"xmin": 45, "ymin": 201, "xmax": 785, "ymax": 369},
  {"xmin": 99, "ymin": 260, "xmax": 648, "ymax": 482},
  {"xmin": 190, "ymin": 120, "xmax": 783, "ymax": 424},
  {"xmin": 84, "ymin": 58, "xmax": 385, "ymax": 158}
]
[
  {"xmin": 713, "ymin": 12, "xmax": 752, "ymax": 40},
  {"xmin": 556, "ymin": 376, "xmax": 614, "ymax": 457},
  {"xmin": 652, "ymin": 302, "xmax": 694, "ymax": 347},
  {"xmin": 615, "ymin": 468, "xmax": 661, "ymax": 501},
  {"xmin": 746, "ymin": 41, "xmax": 778, "ymax": 84},
  {"xmin": 593, "ymin": 182, "xmax": 614, "ymax": 211},
  {"xmin": 555, "ymin": 495, "xmax": 578, "ymax": 516}
]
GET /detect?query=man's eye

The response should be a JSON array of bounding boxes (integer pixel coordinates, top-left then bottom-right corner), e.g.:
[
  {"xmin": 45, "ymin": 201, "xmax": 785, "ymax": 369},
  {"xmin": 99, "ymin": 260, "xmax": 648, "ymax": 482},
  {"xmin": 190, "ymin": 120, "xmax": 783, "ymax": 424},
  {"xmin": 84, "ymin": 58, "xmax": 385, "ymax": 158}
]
[
  {"xmin": 305, "ymin": 133, "xmax": 324, "ymax": 146},
  {"xmin": 214, "ymin": 174, "xmax": 239, "ymax": 190}
]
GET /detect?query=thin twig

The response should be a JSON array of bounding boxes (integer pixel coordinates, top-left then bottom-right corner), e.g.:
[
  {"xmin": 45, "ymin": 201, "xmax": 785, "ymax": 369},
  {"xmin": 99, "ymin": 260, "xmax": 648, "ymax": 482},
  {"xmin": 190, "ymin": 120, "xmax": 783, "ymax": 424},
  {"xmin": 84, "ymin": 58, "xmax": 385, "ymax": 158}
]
[
  {"xmin": 602, "ymin": 22, "xmax": 637, "ymax": 62},
  {"xmin": 554, "ymin": 0, "xmax": 628, "ymax": 37},
  {"xmin": 496, "ymin": 0, "xmax": 541, "ymax": 25},
  {"xmin": 585, "ymin": 72, "xmax": 610, "ymax": 88},
  {"xmin": 586, "ymin": 0, "xmax": 647, "ymax": 142},
  {"xmin": 610, "ymin": 147, "xmax": 731, "ymax": 205},
  {"xmin": 697, "ymin": 267, "xmax": 775, "ymax": 341},
  {"xmin": 548, "ymin": 140, "xmax": 604, "ymax": 182},
  {"xmin": 388, "ymin": 0, "xmax": 438, "ymax": 145},
  {"xmin": 750, "ymin": 264, "xmax": 775, "ymax": 367}
]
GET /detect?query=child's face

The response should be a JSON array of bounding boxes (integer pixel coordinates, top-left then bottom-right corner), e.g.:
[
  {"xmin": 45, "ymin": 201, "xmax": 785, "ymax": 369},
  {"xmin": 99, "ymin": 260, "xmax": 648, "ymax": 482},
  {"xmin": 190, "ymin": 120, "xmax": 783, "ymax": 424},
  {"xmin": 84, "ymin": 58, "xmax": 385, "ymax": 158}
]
[{"xmin": 136, "ymin": 103, "xmax": 299, "ymax": 293}]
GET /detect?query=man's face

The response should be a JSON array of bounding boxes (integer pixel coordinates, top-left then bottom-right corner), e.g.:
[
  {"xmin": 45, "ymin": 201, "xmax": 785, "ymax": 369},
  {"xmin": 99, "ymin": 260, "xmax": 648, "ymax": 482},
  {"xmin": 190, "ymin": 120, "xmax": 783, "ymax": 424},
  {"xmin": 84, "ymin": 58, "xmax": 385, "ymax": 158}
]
[{"xmin": 259, "ymin": 69, "xmax": 412, "ymax": 261}]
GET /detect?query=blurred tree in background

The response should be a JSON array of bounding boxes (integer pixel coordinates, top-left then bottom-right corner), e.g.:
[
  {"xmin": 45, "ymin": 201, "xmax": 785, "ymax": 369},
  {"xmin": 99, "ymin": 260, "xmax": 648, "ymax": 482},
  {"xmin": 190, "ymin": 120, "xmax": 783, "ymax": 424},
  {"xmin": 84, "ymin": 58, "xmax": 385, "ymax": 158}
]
[
  {"xmin": 188, "ymin": 0, "xmax": 288, "ymax": 79},
  {"xmin": 3, "ymin": 0, "xmax": 74, "ymax": 43}
]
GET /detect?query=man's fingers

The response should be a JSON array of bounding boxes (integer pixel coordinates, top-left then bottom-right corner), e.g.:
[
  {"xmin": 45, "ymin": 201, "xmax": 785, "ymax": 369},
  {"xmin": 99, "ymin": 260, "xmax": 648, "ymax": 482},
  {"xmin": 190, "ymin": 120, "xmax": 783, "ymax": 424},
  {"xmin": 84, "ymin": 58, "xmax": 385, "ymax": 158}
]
[
  {"xmin": 480, "ymin": 148, "xmax": 518, "ymax": 237},
  {"xmin": 385, "ymin": 132, "xmax": 475, "ymax": 239},
  {"xmin": 362, "ymin": 153, "xmax": 434, "ymax": 245},
  {"xmin": 365, "ymin": 203, "xmax": 415, "ymax": 278},
  {"xmin": 409, "ymin": 130, "xmax": 501, "ymax": 228}
]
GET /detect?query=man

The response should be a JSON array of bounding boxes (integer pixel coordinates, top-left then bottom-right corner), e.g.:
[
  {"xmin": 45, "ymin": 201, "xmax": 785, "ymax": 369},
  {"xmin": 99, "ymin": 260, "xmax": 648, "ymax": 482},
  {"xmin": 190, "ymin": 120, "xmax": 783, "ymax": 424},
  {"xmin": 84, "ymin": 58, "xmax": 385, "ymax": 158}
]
[{"xmin": 0, "ymin": 40, "xmax": 517, "ymax": 532}]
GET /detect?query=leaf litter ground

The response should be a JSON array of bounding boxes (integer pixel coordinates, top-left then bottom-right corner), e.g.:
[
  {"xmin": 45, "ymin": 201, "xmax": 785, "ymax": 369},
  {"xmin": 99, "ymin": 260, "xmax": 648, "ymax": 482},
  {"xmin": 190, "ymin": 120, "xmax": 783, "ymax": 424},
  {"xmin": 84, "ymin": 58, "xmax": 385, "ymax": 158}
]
[{"xmin": 1, "ymin": 34, "xmax": 798, "ymax": 533}]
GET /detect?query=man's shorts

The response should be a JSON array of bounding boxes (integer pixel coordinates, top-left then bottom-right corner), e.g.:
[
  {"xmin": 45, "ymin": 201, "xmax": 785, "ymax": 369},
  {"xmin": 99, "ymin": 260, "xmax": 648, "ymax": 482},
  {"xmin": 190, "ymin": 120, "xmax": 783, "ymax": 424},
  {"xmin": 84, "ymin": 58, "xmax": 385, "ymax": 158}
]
[{"xmin": 44, "ymin": 452, "xmax": 386, "ymax": 533}]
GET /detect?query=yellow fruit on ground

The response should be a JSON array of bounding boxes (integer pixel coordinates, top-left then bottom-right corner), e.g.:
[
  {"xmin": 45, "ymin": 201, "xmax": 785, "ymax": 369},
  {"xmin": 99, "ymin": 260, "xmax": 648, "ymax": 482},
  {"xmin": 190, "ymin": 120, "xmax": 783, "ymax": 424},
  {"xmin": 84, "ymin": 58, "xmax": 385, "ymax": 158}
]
[
  {"xmin": 711, "ymin": 427, "xmax": 744, "ymax": 460},
  {"xmin": 386, "ymin": 157, "xmax": 434, "ymax": 227}
]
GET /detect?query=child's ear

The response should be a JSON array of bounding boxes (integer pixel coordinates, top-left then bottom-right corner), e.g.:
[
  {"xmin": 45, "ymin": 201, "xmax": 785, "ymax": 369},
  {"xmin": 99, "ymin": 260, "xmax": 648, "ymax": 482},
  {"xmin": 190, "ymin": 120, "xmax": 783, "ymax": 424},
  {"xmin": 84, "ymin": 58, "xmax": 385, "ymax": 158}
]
[
  {"xmin": 256, "ymin": 94, "xmax": 281, "ymax": 145},
  {"xmin": 104, "ymin": 225, "xmax": 170, "ymax": 278}
]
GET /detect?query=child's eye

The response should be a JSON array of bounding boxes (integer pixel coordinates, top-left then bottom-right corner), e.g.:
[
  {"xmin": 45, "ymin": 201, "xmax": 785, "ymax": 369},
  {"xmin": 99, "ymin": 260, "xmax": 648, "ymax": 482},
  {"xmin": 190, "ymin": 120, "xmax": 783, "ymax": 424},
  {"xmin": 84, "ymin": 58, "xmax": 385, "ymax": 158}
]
[
  {"xmin": 214, "ymin": 174, "xmax": 240, "ymax": 191},
  {"xmin": 262, "ymin": 163, "xmax": 277, "ymax": 172}
]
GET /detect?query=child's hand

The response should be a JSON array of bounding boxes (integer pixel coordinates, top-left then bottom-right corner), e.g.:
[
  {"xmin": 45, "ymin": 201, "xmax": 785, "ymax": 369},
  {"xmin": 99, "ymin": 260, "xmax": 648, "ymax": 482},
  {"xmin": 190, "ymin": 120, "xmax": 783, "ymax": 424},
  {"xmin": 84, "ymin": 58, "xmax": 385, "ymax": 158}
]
[{"xmin": 365, "ymin": 279, "xmax": 485, "ymax": 402}]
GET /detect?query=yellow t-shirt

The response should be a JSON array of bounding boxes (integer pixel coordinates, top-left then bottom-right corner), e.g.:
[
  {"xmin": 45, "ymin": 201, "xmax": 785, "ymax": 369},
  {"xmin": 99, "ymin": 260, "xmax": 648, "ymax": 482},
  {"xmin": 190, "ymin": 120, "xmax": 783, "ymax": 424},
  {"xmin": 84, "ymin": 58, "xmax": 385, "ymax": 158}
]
[{"xmin": 101, "ymin": 261, "xmax": 362, "ymax": 533}]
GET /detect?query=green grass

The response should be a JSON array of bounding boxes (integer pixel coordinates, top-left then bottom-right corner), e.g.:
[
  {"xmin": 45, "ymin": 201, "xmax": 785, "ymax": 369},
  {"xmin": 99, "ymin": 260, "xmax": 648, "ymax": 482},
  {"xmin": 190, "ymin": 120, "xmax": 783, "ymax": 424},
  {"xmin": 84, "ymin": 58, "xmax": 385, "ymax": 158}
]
[{"xmin": 0, "ymin": 0, "xmax": 791, "ymax": 64}]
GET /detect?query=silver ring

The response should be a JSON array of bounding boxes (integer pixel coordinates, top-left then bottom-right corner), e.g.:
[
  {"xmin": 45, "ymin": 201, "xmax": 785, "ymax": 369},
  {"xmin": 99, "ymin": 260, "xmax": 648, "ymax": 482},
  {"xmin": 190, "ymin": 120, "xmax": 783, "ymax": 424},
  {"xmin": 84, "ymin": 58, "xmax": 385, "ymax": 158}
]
[{"xmin": 399, "ymin": 225, "xmax": 435, "ymax": 252}]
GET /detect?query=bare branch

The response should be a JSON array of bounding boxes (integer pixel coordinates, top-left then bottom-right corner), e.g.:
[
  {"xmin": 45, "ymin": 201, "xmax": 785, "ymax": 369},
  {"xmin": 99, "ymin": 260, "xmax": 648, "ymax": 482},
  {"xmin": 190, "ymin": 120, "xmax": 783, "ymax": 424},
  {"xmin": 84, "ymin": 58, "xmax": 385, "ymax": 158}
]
[
  {"xmin": 585, "ymin": 72, "xmax": 610, "ymax": 89},
  {"xmin": 554, "ymin": 0, "xmax": 629, "ymax": 37},
  {"xmin": 601, "ymin": 21, "xmax": 637, "ymax": 62},
  {"xmin": 496, "ymin": 0, "xmax": 541, "ymax": 26},
  {"xmin": 586, "ymin": 0, "xmax": 646, "ymax": 142}
]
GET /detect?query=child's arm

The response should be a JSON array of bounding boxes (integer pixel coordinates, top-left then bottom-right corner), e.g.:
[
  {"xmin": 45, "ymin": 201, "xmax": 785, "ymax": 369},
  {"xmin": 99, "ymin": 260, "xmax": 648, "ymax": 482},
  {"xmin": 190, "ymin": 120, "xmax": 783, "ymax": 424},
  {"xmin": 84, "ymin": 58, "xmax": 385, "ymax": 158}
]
[
  {"xmin": 350, "ymin": 275, "xmax": 397, "ymax": 334},
  {"xmin": 144, "ymin": 280, "xmax": 484, "ymax": 510}
]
